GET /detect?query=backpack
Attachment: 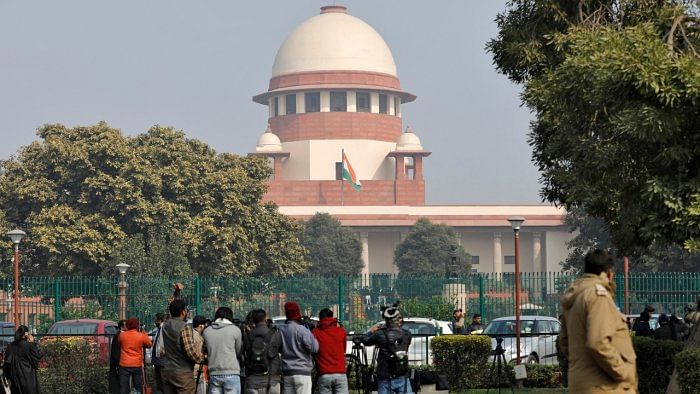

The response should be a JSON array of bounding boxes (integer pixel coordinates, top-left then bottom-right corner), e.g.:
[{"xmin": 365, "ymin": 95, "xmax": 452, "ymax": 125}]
[
  {"xmin": 381, "ymin": 329, "xmax": 409, "ymax": 378},
  {"xmin": 245, "ymin": 328, "xmax": 276, "ymax": 375}
]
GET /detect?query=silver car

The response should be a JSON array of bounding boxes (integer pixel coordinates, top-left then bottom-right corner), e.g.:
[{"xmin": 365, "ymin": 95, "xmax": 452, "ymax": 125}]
[{"xmin": 483, "ymin": 316, "xmax": 560, "ymax": 365}]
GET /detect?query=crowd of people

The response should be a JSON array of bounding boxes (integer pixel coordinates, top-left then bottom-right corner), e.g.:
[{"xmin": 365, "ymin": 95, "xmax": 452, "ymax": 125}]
[
  {"xmin": 629, "ymin": 305, "xmax": 694, "ymax": 341},
  {"xmin": 107, "ymin": 298, "xmax": 413, "ymax": 394}
]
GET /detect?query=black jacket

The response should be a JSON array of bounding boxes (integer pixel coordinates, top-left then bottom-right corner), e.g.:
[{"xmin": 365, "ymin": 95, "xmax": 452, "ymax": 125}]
[
  {"xmin": 632, "ymin": 320, "xmax": 654, "ymax": 337},
  {"xmin": 362, "ymin": 323, "xmax": 411, "ymax": 379},
  {"xmin": 245, "ymin": 322, "xmax": 282, "ymax": 377},
  {"xmin": 3, "ymin": 340, "xmax": 42, "ymax": 394}
]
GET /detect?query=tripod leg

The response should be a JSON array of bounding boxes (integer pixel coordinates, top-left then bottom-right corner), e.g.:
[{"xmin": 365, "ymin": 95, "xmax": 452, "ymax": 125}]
[
  {"xmin": 486, "ymin": 352, "xmax": 499, "ymax": 394},
  {"xmin": 498, "ymin": 353, "xmax": 514, "ymax": 394}
]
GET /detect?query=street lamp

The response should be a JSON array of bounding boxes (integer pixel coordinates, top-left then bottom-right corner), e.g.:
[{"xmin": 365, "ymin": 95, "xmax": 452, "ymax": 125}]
[
  {"xmin": 6, "ymin": 229, "xmax": 26, "ymax": 327},
  {"xmin": 507, "ymin": 216, "xmax": 525, "ymax": 366},
  {"xmin": 116, "ymin": 263, "xmax": 130, "ymax": 321}
]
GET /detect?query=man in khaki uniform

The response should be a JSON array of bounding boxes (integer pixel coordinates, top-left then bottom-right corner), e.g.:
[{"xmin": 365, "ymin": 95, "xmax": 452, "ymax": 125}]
[{"xmin": 560, "ymin": 250, "xmax": 637, "ymax": 393}]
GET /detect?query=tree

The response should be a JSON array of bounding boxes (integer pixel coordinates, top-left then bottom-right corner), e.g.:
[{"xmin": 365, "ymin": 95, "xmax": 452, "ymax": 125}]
[
  {"xmin": 562, "ymin": 206, "xmax": 700, "ymax": 273},
  {"xmin": 488, "ymin": 1, "xmax": 700, "ymax": 255},
  {"xmin": 0, "ymin": 122, "xmax": 308, "ymax": 276},
  {"xmin": 394, "ymin": 218, "xmax": 471, "ymax": 275},
  {"xmin": 301, "ymin": 213, "xmax": 362, "ymax": 276}
]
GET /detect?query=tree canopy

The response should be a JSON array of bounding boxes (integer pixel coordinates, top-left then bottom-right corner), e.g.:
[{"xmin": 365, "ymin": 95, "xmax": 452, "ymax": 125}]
[
  {"xmin": 488, "ymin": 1, "xmax": 700, "ymax": 255},
  {"xmin": 0, "ymin": 122, "xmax": 308, "ymax": 276},
  {"xmin": 301, "ymin": 212, "xmax": 363, "ymax": 276},
  {"xmin": 394, "ymin": 218, "xmax": 471, "ymax": 275},
  {"xmin": 562, "ymin": 206, "xmax": 700, "ymax": 273}
]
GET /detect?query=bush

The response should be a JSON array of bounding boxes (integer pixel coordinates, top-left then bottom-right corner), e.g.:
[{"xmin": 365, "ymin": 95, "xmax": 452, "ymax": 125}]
[
  {"xmin": 431, "ymin": 335, "xmax": 491, "ymax": 389},
  {"xmin": 632, "ymin": 336, "xmax": 684, "ymax": 394},
  {"xmin": 39, "ymin": 338, "xmax": 109, "ymax": 393},
  {"xmin": 522, "ymin": 364, "xmax": 561, "ymax": 388},
  {"xmin": 675, "ymin": 347, "xmax": 700, "ymax": 394},
  {"xmin": 402, "ymin": 296, "xmax": 455, "ymax": 322}
]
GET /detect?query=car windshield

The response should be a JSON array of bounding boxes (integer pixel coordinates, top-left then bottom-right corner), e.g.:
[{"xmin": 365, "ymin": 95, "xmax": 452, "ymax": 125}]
[
  {"xmin": 484, "ymin": 320, "xmax": 538, "ymax": 335},
  {"xmin": 48, "ymin": 323, "xmax": 98, "ymax": 335},
  {"xmin": 401, "ymin": 322, "xmax": 436, "ymax": 335}
]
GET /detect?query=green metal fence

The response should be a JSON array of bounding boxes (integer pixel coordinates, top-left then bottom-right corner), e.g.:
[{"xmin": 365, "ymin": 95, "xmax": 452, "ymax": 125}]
[{"xmin": 1, "ymin": 272, "xmax": 697, "ymax": 334}]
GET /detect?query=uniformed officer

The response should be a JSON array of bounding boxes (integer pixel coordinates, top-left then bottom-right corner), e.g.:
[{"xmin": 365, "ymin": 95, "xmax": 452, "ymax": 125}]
[{"xmin": 560, "ymin": 250, "xmax": 638, "ymax": 393}]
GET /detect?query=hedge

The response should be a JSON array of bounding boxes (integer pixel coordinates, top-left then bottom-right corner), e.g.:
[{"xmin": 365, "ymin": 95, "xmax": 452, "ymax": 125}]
[
  {"xmin": 675, "ymin": 347, "xmax": 700, "ymax": 394},
  {"xmin": 431, "ymin": 335, "xmax": 492, "ymax": 389},
  {"xmin": 39, "ymin": 338, "xmax": 109, "ymax": 393},
  {"xmin": 632, "ymin": 336, "xmax": 684, "ymax": 394}
]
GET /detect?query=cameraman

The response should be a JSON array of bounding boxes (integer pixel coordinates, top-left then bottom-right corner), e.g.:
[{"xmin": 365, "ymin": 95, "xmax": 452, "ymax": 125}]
[
  {"xmin": 278, "ymin": 302, "xmax": 319, "ymax": 394},
  {"xmin": 362, "ymin": 307, "xmax": 412, "ymax": 394}
]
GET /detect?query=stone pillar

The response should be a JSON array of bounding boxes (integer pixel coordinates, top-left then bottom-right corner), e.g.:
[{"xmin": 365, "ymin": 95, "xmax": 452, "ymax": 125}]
[
  {"xmin": 413, "ymin": 156, "xmax": 423, "ymax": 180},
  {"xmin": 533, "ymin": 232, "xmax": 543, "ymax": 272},
  {"xmin": 360, "ymin": 231, "xmax": 370, "ymax": 275},
  {"xmin": 273, "ymin": 156, "xmax": 283, "ymax": 180},
  {"xmin": 493, "ymin": 232, "xmax": 502, "ymax": 274},
  {"xmin": 395, "ymin": 156, "xmax": 405, "ymax": 180},
  {"xmin": 320, "ymin": 91, "xmax": 330, "ymax": 112}
]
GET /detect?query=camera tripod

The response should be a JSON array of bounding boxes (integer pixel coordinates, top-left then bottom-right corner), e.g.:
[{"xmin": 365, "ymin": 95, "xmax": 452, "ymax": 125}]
[
  {"xmin": 486, "ymin": 337, "xmax": 514, "ymax": 394},
  {"xmin": 346, "ymin": 337, "xmax": 371, "ymax": 394}
]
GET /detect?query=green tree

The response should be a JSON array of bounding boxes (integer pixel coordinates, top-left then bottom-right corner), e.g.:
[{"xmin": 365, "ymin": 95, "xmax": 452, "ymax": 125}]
[
  {"xmin": 301, "ymin": 213, "xmax": 362, "ymax": 276},
  {"xmin": 488, "ymin": 1, "xmax": 700, "ymax": 255},
  {"xmin": 394, "ymin": 218, "xmax": 471, "ymax": 275},
  {"xmin": 0, "ymin": 122, "xmax": 308, "ymax": 276},
  {"xmin": 563, "ymin": 206, "xmax": 700, "ymax": 273}
]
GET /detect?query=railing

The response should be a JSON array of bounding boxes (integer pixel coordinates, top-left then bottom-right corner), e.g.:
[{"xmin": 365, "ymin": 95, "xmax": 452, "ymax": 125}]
[{"xmin": 0, "ymin": 272, "xmax": 696, "ymax": 334}]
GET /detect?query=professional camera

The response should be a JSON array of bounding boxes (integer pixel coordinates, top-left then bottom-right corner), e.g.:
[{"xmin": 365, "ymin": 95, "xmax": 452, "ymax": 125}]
[
  {"xmin": 352, "ymin": 335, "xmax": 364, "ymax": 346},
  {"xmin": 300, "ymin": 315, "xmax": 316, "ymax": 331}
]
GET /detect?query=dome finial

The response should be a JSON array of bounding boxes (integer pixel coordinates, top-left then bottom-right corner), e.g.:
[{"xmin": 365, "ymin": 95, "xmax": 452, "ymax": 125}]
[
  {"xmin": 405, "ymin": 124, "xmax": 412, "ymax": 134},
  {"xmin": 320, "ymin": 5, "xmax": 347, "ymax": 14}
]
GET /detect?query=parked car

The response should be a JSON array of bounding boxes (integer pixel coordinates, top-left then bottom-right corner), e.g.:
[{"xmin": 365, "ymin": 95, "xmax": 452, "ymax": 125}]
[
  {"xmin": 0, "ymin": 322, "xmax": 15, "ymax": 369},
  {"xmin": 349, "ymin": 318, "xmax": 453, "ymax": 365},
  {"xmin": 482, "ymin": 316, "xmax": 560, "ymax": 365},
  {"xmin": 41, "ymin": 319, "xmax": 118, "ymax": 363}
]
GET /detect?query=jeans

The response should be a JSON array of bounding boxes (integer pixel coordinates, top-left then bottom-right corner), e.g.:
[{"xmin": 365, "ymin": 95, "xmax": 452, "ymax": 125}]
[
  {"xmin": 208, "ymin": 374, "xmax": 241, "ymax": 394},
  {"xmin": 119, "ymin": 366, "xmax": 144, "ymax": 394},
  {"xmin": 282, "ymin": 375, "xmax": 312, "ymax": 394},
  {"xmin": 377, "ymin": 377, "xmax": 412, "ymax": 394},
  {"xmin": 317, "ymin": 374, "xmax": 349, "ymax": 394},
  {"xmin": 245, "ymin": 375, "xmax": 281, "ymax": 394}
]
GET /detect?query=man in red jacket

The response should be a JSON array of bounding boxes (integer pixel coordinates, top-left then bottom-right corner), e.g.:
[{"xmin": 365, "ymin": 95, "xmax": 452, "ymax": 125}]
[{"xmin": 312, "ymin": 308, "xmax": 348, "ymax": 394}]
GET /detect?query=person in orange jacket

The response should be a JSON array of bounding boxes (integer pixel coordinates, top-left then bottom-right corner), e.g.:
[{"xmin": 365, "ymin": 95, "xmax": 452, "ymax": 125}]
[{"xmin": 119, "ymin": 317, "xmax": 153, "ymax": 394}]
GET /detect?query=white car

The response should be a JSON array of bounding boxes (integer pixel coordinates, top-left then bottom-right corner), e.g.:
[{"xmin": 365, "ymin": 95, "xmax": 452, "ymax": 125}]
[
  {"xmin": 483, "ymin": 315, "xmax": 560, "ymax": 365},
  {"xmin": 348, "ymin": 318, "xmax": 453, "ymax": 365}
]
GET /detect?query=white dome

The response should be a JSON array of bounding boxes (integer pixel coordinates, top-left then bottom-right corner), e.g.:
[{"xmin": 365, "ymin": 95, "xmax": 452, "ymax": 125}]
[
  {"xmin": 396, "ymin": 125, "xmax": 423, "ymax": 151},
  {"xmin": 256, "ymin": 126, "xmax": 283, "ymax": 152},
  {"xmin": 272, "ymin": 6, "xmax": 398, "ymax": 77}
]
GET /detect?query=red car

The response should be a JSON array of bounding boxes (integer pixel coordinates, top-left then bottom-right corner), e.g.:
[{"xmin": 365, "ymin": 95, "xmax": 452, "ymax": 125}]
[{"xmin": 41, "ymin": 319, "xmax": 118, "ymax": 363}]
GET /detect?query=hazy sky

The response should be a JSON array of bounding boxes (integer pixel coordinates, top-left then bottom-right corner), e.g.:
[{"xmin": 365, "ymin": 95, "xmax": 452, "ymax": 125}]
[{"xmin": 0, "ymin": 1, "xmax": 542, "ymax": 205}]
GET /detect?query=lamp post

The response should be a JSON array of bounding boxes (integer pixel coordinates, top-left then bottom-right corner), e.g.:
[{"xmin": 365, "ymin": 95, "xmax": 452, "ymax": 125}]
[
  {"xmin": 116, "ymin": 263, "xmax": 130, "ymax": 321},
  {"xmin": 508, "ymin": 216, "xmax": 525, "ymax": 365},
  {"xmin": 6, "ymin": 229, "xmax": 26, "ymax": 327}
]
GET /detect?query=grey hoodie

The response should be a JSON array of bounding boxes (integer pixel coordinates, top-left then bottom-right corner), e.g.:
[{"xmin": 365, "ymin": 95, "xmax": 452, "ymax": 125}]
[
  {"xmin": 202, "ymin": 318, "xmax": 243, "ymax": 376},
  {"xmin": 277, "ymin": 320, "xmax": 319, "ymax": 376}
]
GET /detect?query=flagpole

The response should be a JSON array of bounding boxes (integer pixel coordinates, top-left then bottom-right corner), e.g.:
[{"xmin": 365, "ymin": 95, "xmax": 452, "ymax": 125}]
[{"xmin": 340, "ymin": 148, "xmax": 345, "ymax": 206}]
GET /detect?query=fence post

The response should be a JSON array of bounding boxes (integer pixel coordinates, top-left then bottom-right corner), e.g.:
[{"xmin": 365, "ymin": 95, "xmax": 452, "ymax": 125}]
[
  {"xmin": 479, "ymin": 274, "xmax": 485, "ymax": 319},
  {"xmin": 54, "ymin": 278, "xmax": 61, "ymax": 323},
  {"xmin": 194, "ymin": 277, "xmax": 202, "ymax": 316},
  {"xmin": 338, "ymin": 276, "xmax": 345, "ymax": 323}
]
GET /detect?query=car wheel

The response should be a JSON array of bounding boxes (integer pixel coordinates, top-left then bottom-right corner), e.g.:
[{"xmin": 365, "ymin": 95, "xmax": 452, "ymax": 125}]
[{"xmin": 526, "ymin": 354, "xmax": 539, "ymax": 364}]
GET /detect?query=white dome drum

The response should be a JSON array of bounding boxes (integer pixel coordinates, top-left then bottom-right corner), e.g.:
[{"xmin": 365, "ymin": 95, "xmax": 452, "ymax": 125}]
[{"xmin": 272, "ymin": 6, "xmax": 397, "ymax": 77}]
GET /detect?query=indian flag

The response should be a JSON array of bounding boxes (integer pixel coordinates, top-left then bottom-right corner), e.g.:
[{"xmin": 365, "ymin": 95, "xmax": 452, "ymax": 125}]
[{"xmin": 342, "ymin": 151, "xmax": 361, "ymax": 191}]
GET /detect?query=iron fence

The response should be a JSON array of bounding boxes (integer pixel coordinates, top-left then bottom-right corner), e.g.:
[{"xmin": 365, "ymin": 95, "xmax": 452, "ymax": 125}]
[{"xmin": 0, "ymin": 272, "xmax": 696, "ymax": 334}]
